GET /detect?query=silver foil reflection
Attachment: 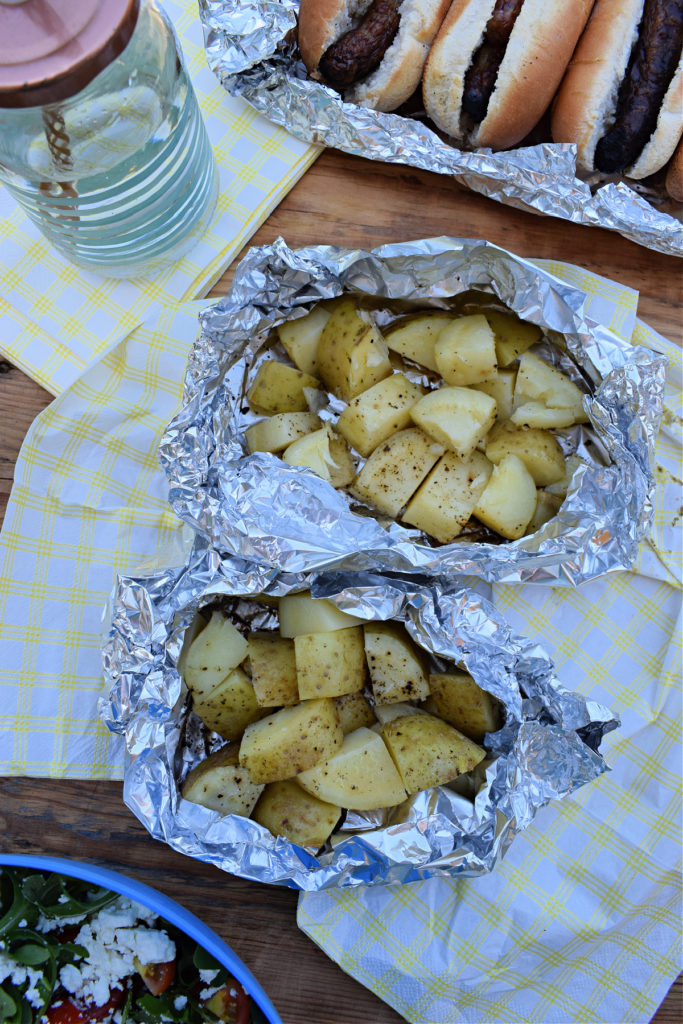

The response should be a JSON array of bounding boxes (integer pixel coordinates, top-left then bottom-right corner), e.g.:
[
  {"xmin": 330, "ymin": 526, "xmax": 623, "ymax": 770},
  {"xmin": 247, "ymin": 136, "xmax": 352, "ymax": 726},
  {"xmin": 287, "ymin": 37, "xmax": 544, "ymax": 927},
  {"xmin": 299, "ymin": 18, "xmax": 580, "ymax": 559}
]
[
  {"xmin": 100, "ymin": 543, "xmax": 618, "ymax": 890},
  {"xmin": 199, "ymin": 0, "xmax": 683, "ymax": 257},
  {"xmin": 159, "ymin": 236, "xmax": 666, "ymax": 583}
]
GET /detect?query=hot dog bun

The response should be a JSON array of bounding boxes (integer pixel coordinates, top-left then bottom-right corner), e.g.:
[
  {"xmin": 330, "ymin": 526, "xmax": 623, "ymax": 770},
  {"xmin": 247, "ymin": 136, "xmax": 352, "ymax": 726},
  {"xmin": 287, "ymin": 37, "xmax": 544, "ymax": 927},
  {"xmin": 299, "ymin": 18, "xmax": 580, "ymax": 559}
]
[
  {"xmin": 423, "ymin": 0, "xmax": 595, "ymax": 150},
  {"xmin": 551, "ymin": 0, "xmax": 683, "ymax": 178},
  {"xmin": 665, "ymin": 136, "xmax": 683, "ymax": 199},
  {"xmin": 298, "ymin": 0, "xmax": 451, "ymax": 112}
]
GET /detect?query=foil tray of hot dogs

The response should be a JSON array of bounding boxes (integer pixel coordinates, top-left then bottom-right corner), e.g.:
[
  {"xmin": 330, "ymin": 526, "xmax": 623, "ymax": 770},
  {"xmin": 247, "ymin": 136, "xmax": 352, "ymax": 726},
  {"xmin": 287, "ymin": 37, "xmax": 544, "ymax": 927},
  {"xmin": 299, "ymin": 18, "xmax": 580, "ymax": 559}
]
[{"xmin": 200, "ymin": 0, "xmax": 683, "ymax": 256}]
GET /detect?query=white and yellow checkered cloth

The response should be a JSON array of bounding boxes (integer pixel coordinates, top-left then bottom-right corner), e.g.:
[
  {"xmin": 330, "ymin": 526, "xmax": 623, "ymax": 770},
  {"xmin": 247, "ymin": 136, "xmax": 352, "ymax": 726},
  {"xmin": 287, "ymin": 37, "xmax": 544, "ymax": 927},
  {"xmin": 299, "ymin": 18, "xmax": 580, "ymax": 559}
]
[
  {"xmin": 0, "ymin": 0, "xmax": 319, "ymax": 398},
  {"xmin": 0, "ymin": 259, "xmax": 680, "ymax": 1021}
]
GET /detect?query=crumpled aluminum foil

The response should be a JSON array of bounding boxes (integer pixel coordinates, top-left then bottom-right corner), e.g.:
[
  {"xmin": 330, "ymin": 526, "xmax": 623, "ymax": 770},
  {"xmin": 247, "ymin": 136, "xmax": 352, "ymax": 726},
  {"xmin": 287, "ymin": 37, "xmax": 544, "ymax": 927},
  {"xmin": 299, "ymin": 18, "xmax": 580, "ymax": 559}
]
[
  {"xmin": 159, "ymin": 236, "xmax": 666, "ymax": 583},
  {"xmin": 199, "ymin": 0, "xmax": 683, "ymax": 257},
  {"xmin": 100, "ymin": 536, "xmax": 619, "ymax": 890}
]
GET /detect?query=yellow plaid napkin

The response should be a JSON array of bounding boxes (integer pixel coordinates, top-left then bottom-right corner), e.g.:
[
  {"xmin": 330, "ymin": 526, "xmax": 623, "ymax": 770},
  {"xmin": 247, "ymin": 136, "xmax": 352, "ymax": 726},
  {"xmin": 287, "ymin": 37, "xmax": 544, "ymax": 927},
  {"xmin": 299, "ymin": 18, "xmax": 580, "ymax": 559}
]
[{"xmin": 0, "ymin": 0, "xmax": 319, "ymax": 398}]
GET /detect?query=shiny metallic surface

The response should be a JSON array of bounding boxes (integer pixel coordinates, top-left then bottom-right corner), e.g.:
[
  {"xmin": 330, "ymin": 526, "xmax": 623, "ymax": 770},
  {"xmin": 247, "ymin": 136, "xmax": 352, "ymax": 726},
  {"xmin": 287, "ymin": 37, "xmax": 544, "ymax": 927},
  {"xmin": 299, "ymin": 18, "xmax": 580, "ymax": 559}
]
[
  {"xmin": 199, "ymin": 0, "xmax": 683, "ymax": 256},
  {"xmin": 159, "ymin": 237, "xmax": 666, "ymax": 585},
  {"xmin": 100, "ymin": 546, "xmax": 618, "ymax": 890}
]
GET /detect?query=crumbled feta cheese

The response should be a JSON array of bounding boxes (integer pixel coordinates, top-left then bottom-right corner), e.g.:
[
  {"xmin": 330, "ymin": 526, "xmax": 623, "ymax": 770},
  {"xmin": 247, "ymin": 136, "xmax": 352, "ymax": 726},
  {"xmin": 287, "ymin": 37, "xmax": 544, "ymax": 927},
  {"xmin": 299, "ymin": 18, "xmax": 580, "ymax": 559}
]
[
  {"xmin": 174, "ymin": 994, "xmax": 188, "ymax": 1010},
  {"xmin": 0, "ymin": 948, "xmax": 44, "ymax": 1008},
  {"xmin": 57, "ymin": 896, "xmax": 175, "ymax": 1008}
]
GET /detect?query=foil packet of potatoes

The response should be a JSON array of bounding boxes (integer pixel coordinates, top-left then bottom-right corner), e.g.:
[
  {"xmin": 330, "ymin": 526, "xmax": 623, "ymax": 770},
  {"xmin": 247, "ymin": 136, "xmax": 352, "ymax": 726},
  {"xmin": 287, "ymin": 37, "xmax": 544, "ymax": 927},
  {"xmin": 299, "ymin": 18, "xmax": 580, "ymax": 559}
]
[
  {"xmin": 199, "ymin": 0, "xmax": 683, "ymax": 256},
  {"xmin": 159, "ymin": 235, "xmax": 666, "ymax": 585},
  {"xmin": 100, "ymin": 537, "xmax": 619, "ymax": 890}
]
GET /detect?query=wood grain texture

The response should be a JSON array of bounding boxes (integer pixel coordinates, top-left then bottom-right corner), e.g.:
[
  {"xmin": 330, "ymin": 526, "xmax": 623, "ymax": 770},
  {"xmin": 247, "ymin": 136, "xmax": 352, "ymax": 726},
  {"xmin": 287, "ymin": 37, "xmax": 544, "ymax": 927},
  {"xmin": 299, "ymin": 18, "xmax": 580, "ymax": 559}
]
[{"xmin": 0, "ymin": 146, "xmax": 681, "ymax": 1024}]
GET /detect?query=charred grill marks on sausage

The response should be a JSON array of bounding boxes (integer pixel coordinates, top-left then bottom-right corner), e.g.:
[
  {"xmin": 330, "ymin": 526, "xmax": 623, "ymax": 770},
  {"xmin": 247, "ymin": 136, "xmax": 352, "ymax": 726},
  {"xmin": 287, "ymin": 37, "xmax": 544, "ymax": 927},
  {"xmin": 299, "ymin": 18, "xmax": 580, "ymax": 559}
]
[
  {"xmin": 594, "ymin": 0, "xmax": 683, "ymax": 173},
  {"xmin": 318, "ymin": 0, "xmax": 402, "ymax": 88},
  {"xmin": 461, "ymin": 0, "xmax": 525, "ymax": 123}
]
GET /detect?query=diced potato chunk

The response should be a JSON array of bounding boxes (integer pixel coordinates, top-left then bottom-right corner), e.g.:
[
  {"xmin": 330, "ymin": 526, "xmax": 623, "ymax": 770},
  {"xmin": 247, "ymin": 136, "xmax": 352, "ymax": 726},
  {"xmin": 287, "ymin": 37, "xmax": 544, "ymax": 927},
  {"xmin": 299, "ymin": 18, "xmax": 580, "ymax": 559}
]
[
  {"xmin": 295, "ymin": 626, "xmax": 367, "ymax": 699},
  {"xmin": 364, "ymin": 621, "xmax": 430, "ymax": 705},
  {"xmin": 381, "ymin": 713, "xmax": 486, "ymax": 793},
  {"xmin": 183, "ymin": 611, "xmax": 248, "ymax": 701},
  {"xmin": 247, "ymin": 632, "xmax": 299, "ymax": 707},
  {"xmin": 246, "ymin": 361, "xmax": 321, "ymax": 415},
  {"xmin": 484, "ymin": 310, "xmax": 542, "ymax": 366},
  {"xmin": 192, "ymin": 666, "xmax": 267, "ymax": 741},
  {"xmin": 277, "ymin": 306, "xmax": 331, "ymax": 375},
  {"xmin": 279, "ymin": 593, "xmax": 360, "ymax": 638},
  {"xmin": 485, "ymin": 421, "xmax": 566, "ymax": 487},
  {"xmin": 181, "ymin": 744, "xmax": 264, "ymax": 818},
  {"xmin": 434, "ymin": 314, "xmax": 497, "ymax": 386},
  {"xmin": 351, "ymin": 427, "xmax": 444, "ymax": 518},
  {"xmin": 282, "ymin": 426, "xmax": 354, "ymax": 488},
  {"xmin": 384, "ymin": 312, "xmax": 455, "ymax": 371},
  {"xmin": 515, "ymin": 352, "xmax": 588, "ymax": 422},
  {"xmin": 402, "ymin": 450, "xmax": 493, "ymax": 543},
  {"xmin": 316, "ymin": 298, "xmax": 392, "ymax": 401},
  {"xmin": 297, "ymin": 727, "xmax": 407, "ymax": 809},
  {"xmin": 239, "ymin": 698, "xmax": 343, "ymax": 784},
  {"xmin": 509, "ymin": 401, "xmax": 577, "ymax": 429},
  {"xmin": 245, "ymin": 412, "xmax": 320, "ymax": 453},
  {"xmin": 252, "ymin": 779, "xmax": 341, "ymax": 848},
  {"xmin": 372, "ymin": 702, "xmax": 427, "ymax": 725},
  {"xmin": 527, "ymin": 490, "xmax": 563, "ymax": 533},
  {"xmin": 428, "ymin": 672, "xmax": 501, "ymax": 742},
  {"xmin": 472, "ymin": 368, "xmax": 517, "ymax": 422},
  {"xmin": 410, "ymin": 387, "xmax": 497, "ymax": 459},
  {"xmin": 336, "ymin": 372, "xmax": 426, "ymax": 457},
  {"xmin": 473, "ymin": 452, "xmax": 537, "ymax": 540},
  {"xmin": 333, "ymin": 691, "xmax": 377, "ymax": 734}
]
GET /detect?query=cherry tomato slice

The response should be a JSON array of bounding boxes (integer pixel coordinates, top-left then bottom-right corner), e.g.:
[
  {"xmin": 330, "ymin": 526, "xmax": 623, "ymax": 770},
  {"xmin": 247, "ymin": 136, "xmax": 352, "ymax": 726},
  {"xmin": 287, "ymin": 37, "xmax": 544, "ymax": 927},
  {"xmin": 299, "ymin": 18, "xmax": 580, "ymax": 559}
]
[
  {"xmin": 203, "ymin": 980, "xmax": 251, "ymax": 1024},
  {"xmin": 137, "ymin": 957, "xmax": 177, "ymax": 995},
  {"xmin": 46, "ymin": 987, "xmax": 125, "ymax": 1023}
]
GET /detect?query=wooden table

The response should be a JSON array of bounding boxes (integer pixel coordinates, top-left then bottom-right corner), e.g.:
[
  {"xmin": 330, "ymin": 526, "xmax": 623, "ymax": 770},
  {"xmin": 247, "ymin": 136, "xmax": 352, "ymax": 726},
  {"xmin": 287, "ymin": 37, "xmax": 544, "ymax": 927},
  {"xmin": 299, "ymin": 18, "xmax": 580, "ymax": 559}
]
[{"xmin": 1, "ymin": 149, "xmax": 681, "ymax": 1024}]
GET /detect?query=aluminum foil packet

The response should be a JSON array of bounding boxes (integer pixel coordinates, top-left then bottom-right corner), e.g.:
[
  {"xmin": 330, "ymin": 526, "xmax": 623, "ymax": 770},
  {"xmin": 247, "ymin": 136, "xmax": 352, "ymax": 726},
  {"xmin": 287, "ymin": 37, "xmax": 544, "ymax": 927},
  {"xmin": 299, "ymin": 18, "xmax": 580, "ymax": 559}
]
[
  {"xmin": 100, "ymin": 536, "xmax": 619, "ymax": 890},
  {"xmin": 199, "ymin": 0, "xmax": 683, "ymax": 257},
  {"xmin": 159, "ymin": 236, "xmax": 666, "ymax": 584}
]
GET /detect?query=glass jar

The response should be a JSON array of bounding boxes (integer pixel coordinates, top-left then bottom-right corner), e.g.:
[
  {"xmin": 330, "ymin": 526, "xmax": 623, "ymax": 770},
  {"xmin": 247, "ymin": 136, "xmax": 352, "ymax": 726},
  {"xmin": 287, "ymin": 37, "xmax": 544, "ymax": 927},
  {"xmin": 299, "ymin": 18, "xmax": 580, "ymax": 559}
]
[{"xmin": 0, "ymin": 0, "xmax": 218, "ymax": 277}]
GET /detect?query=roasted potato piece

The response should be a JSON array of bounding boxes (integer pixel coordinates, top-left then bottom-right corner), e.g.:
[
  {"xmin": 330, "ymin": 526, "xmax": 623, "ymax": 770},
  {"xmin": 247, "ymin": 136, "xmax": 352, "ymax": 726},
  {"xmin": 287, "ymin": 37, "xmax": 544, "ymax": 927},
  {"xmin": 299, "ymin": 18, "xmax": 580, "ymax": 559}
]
[
  {"xmin": 364, "ymin": 621, "xmax": 430, "ymax": 705},
  {"xmin": 434, "ymin": 314, "xmax": 497, "ymax": 386},
  {"xmin": 527, "ymin": 490, "xmax": 563, "ymax": 533},
  {"xmin": 472, "ymin": 368, "xmax": 517, "ymax": 422},
  {"xmin": 514, "ymin": 352, "xmax": 588, "ymax": 423},
  {"xmin": 246, "ymin": 360, "xmax": 321, "ymax": 415},
  {"xmin": 181, "ymin": 743, "xmax": 264, "ymax": 818},
  {"xmin": 372, "ymin": 702, "xmax": 426, "ymax": 725},
  {"xmin": 485, "ymin": 421, "xmax": 566, "ymax": 487},
  {"xmin": 402, "ymin": 450, "xmax": 493, "ymax": 543},
  {"xmin": 351, "ymin": 427, "xmax": 444, "ymax": 518},
  {"xmin": 316, "ymin": 298, "xmax": 392, "ymax": 401},
  {"xmin": 192, "ymin": 666, "xmax": 267, "ymax": 742},
  {"xmin": 276, "ymin": 305, "xmax": 331, "ymax": 375},
  {"xmin": 279, "ymin": 592, "xmax": 360, "ymax": 638},
  {"xmin": 410, "ymin": 387, "xmax": 497, "ymax": 459},
  {"xmin": 428, "ymin": 672, "xmax": 502, "ymax": 743},
  {"xmin": 295, "ymin": 625, "xmax": 367, "ymax": 699},
  {"xmin": 509, "ymin": 401, "xmax": 577, "ymax": 429},
  {"xmin": 282, "ymin": 425, "xmax": 354, "ymax": 488},
  {"xmin": 384, "ymin": 312, "xmax": 455, "ymax": 371},
  {"xmin": 183, "ymin": 611, "xmax": 248, "ymax": 701},
  {"xmin": 484, "ymin": 310, "xmax": 542, "ymax": 367},
  {"xmin": 247, "ymin": 632, "xmax": 299, "ymax": 707},
  {"xmin": 252, "ymin": 779, "xmax": 341, "ymax": 848},
  {"xmin": 238, "ymin": 698, "xmax": 343, "ymax": 784},
  {"xmin": 245, "ymin": 411, "xmax": 321, "ymax": 454},
  {"xmin": 297, "ymin": 727, "xmax": 407, "ymax": 809},
  {"xmin": 336, "ymin": 372, "xmax": 426, "ymax": 457},
  {"xmin": 381, "ymin": 713, "xmax": 486, "ymax": 793},
  {"xmin": 333, "ymin": 691, "xmax": 376, "ymax": 734},
  {"xmin": 473, "ymin": 452, "xmax": 537, "ymax": 540}
]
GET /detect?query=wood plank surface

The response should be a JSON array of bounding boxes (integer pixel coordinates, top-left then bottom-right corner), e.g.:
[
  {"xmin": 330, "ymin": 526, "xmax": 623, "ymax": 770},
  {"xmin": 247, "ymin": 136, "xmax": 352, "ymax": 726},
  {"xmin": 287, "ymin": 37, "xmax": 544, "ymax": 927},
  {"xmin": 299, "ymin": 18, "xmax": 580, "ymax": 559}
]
[{"xmin": 0, "ymin": 146, "xmax": 681, "ymax": 1024}]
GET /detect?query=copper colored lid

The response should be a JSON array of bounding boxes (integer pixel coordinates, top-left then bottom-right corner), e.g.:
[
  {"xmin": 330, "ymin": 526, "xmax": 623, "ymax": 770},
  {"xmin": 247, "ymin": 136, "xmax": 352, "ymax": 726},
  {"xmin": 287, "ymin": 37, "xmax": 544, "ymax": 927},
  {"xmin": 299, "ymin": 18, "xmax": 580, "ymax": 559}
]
[{"xmin": 0, "ymin": 0, "xmax": 139, "ymax": 108}]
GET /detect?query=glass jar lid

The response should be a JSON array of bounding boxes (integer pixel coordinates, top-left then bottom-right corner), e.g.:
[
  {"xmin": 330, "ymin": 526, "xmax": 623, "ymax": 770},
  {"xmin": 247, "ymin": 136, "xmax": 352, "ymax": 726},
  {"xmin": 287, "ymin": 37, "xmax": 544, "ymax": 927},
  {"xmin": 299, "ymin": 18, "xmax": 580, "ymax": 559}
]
[{"xmin": 0, "ymin": 0, "xmax": 139, "ymax": 107}]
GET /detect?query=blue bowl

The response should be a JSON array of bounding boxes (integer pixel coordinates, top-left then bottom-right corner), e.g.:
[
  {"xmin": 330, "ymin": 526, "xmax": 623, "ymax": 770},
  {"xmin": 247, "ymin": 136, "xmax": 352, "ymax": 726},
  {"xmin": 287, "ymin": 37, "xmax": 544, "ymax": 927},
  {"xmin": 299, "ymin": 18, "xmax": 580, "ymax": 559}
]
[{"xmin": 0, "ymin": 852, "xmax": 282, "ymax": 1024}]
